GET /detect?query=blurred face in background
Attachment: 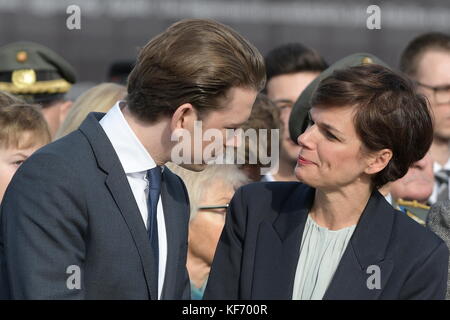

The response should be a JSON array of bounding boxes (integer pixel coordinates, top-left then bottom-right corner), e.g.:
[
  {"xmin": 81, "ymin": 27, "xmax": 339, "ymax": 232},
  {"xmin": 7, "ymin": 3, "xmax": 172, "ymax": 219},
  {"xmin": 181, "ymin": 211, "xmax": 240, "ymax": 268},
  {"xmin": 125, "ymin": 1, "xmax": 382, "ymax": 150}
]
[
  {"xmin": 40, "ymin": 100, "xmax": 73, "ymax": 138},
  {"xmin": 0, "ymin": 132, "xmax": 46, "ymax": 202},
  {"xmin": 390, "ymin": 152, "xmax": 434, "ymax": 203},
  {"xmin": 414, "ymin": 50, "xmax": 450, "ymax": 141},
  {"xmin": 266, "ymin": 72, "xmax": 319, "ymax": 164},
  {"xmin": 188, "ymin": 179, "xmax": 235, "ymax": 265}
]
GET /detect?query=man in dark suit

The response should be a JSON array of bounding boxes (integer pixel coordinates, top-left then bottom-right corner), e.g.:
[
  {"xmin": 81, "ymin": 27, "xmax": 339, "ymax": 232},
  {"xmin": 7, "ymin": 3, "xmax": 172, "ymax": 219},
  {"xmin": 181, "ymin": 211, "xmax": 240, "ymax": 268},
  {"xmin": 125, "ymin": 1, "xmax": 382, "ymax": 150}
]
[
  {"xmin": 427, "ymin": 200, "xmax": 450, "ymax": 299},
  {"xmin": 0, "ymin": 19, "xmax": 266, "ymax": 299}
]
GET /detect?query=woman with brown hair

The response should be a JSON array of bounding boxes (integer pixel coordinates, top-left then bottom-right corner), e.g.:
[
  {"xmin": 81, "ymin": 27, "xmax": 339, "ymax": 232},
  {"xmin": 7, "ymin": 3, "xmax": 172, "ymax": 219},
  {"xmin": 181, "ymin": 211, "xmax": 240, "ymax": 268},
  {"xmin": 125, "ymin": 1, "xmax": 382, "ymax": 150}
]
[{"xmin": 205, "ymin": 64, "xmax": 449, "ymax": 300}]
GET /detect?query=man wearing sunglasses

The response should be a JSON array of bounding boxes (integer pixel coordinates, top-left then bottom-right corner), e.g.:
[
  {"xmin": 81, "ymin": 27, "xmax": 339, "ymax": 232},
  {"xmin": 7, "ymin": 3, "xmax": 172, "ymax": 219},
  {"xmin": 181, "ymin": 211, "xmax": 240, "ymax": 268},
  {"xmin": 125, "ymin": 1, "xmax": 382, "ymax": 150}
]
[{"xmin": 400, "ymin": 32, "xmax": 450, "ymax": 204}]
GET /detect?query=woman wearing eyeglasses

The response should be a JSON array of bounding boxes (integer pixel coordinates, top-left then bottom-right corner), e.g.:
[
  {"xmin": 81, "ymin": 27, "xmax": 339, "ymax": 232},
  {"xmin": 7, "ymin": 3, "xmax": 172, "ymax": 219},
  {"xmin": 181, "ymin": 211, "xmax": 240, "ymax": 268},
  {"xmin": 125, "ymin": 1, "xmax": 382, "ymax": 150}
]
[
  {"xmin": 204, "ymin": 64, "xmax": 449, "ymax": 300},
  {"xmin": 167, "ymin": 163, "xmax": 249, "ymax": 299}
]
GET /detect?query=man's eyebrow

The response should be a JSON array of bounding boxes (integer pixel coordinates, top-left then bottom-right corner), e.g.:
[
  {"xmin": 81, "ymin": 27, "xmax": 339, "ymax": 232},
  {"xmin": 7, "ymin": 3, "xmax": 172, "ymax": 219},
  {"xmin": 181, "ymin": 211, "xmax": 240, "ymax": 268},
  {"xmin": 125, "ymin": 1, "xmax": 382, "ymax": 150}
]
[
  {"xmin": 273, "ymin": 99, "xmax": 294, "ymax": 104},
  {"xmin": 435, "ymin": 84, "xmax": 450, "ymax": 90}
]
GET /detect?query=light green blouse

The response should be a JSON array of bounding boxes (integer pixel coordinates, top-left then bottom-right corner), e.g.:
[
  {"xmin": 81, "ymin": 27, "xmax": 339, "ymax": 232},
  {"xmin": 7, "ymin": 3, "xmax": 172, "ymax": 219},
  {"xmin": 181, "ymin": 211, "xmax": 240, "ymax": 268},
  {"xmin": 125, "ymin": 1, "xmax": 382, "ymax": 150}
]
[{"xmin": 292, "ymin": 214, "xmax": 356, "ymax": 300}]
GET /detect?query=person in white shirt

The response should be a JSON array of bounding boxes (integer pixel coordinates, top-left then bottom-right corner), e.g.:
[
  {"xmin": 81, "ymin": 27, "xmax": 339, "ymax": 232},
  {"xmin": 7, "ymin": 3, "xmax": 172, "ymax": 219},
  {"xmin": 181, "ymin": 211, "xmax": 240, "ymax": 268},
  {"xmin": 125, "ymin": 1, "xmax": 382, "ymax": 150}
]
[
  {"xmin": 263, "ymin": 43, "xmax": 327, "ymax": 182},
  {"xmin": 0, "ymin": 19, "xmax": 265, "ymax": 300},
  {"xmin": 400, "ymin": 32, "xmax": 450, "ymax": 204}
]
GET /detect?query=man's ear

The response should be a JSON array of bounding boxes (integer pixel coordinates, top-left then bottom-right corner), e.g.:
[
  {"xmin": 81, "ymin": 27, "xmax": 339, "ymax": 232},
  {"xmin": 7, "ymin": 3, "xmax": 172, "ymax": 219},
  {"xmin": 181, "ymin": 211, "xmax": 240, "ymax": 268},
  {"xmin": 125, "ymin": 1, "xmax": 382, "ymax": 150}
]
[
  {"xmin": 170, "ymin": 103, "xmax": 197, "ymax": 132},
  {"xmin": 364, "ymin": 148, "xmax": 393, "ymax": 175},
  {"xmin": 59, "ymin": 100, "xmax": 73, "ymax": 124}
]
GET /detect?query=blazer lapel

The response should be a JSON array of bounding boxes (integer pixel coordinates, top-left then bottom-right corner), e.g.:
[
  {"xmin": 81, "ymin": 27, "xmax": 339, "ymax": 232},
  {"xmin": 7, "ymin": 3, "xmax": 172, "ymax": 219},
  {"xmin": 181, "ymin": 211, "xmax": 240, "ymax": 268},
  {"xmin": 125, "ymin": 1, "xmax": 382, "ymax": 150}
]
[
  {"xmin": 251, "ymin": 184, "xmax": 315, "ymax": 299},
  {"xmin": 79, "ymin": 113, "xmax": 158, "ymax": 299},
  {"xmin": 159, "ymin": 169, "xmax": 188, "ymax": 299},
  {"xmin": 323, "ymin": 190, "xmax": 395, "ymax": 300}
]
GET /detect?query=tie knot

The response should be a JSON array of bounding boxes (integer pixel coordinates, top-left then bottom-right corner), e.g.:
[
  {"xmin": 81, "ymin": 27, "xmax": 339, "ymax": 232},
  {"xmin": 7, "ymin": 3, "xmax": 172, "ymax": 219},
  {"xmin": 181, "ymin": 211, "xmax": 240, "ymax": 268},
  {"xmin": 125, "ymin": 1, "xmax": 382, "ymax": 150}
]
[
  {"xmin": 147, "ymin": 166, "xmax": 162, "ymax": 191},
  {"xmin": 435, "ymin": 169, "xmax": 450, "ymax": 183}
]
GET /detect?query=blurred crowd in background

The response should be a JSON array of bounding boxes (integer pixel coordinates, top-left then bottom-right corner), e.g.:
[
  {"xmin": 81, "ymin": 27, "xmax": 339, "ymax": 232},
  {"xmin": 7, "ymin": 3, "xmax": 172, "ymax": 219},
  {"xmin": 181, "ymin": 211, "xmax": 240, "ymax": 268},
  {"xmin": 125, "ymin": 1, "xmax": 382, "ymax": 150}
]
[{"xmin": 1, "ymin": 0, "xmax": 450, "ymax": 300}]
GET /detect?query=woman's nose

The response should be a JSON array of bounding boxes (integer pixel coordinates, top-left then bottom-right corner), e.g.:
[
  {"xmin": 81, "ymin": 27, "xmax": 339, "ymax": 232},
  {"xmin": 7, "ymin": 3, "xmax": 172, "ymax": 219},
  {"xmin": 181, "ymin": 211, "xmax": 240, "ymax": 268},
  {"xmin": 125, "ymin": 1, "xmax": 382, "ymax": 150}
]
[{"xmin": 297, "ymin": 125, "xmax": 314, "ymax": 149}]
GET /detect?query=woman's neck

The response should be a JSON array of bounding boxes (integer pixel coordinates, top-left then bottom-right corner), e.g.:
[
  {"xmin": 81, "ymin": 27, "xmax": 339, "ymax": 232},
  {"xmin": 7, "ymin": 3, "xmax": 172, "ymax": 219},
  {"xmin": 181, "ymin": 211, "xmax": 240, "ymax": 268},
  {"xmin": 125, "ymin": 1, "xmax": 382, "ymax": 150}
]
[{"xmin": 309, "ymin": 183, "xmax": 372, "ymax": 230}]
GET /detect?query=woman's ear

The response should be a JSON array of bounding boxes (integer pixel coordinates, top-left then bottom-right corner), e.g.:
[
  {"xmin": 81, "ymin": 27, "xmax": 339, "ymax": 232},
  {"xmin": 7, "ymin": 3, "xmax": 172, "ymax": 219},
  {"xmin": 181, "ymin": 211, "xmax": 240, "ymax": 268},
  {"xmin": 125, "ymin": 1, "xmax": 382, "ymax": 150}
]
[
  {"xmin": 170, "ymin": 103, "xmax": 197, "ymax": 132},
  {"xmin": 364, "ymin": 148, "xmax": 393, "ymax": 175}
]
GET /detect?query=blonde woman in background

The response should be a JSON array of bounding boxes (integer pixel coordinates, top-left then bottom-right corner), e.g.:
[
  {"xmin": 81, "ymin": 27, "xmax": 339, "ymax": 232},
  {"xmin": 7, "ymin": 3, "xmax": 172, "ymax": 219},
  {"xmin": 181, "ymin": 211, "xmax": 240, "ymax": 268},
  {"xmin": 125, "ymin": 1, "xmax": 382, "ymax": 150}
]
[{"xmin": 54, "ymin": 83, "xmax": 127, "ymax": 139}]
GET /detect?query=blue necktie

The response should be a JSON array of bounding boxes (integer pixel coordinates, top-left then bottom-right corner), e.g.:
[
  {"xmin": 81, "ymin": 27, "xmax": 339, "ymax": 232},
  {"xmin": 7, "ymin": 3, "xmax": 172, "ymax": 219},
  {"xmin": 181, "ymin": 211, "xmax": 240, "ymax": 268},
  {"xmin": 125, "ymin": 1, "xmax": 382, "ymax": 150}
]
[{"xmin": 147, "ymin": 166, "xmax": 161, "ymax": 297}]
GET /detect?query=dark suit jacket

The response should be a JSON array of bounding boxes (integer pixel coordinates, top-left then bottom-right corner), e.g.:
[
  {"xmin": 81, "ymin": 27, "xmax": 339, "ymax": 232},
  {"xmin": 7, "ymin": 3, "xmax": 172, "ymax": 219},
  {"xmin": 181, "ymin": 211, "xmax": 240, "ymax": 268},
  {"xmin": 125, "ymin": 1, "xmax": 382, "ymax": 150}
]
[
  {"xmin": 204, "ymin": 182, "xmax": 449, "ymax": 300},
  {"xmin": 0, "ymin": 113, "xmax": 190, "ymax": 299}
]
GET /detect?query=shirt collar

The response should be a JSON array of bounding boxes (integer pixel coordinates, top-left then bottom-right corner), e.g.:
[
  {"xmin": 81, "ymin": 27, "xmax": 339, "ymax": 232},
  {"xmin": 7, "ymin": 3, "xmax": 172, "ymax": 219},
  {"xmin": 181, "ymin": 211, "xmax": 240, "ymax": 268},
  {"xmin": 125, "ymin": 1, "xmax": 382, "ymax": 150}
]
[
  {"xmin": 100, "ymin": 101, "xmax": 157, "ymax": 174},
  {"xmin": 433, "ymin": 157, "xmax": 450, "ymax": 173},
  {"xmin": 384, "ymin": 193, "xmax": 394, "ymax": 206}
]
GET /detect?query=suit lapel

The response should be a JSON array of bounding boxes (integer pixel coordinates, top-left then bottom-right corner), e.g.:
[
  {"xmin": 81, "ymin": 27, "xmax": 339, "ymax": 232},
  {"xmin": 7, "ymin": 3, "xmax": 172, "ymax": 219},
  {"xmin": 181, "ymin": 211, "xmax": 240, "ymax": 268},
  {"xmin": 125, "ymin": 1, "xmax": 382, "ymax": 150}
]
[
  {"xmin": 322, "ymin": 242, "xmax": 394, "ymax": 299},
  {"xmin": 251, "ymin": 185, "xmax": 395, "ymax": 300},
  {"xmin": 79, "ymin": 113, "xmax": 158, "ymax": 299},
  {"xmin": 251, "ymin": 185, "xmax": 314, "ymax": 299},
  {"xmin": 323, "ymin": 190, "xmax": 395, "ymax": 300},
  {"xmin": 159, "ymin": 169, "xmax": 188, "ymax": 299}
]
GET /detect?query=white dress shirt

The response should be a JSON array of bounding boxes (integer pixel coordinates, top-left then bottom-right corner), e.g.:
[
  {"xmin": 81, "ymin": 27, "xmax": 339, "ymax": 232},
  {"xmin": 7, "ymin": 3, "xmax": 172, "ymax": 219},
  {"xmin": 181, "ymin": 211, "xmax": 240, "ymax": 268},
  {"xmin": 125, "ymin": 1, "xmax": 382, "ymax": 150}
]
[
  {"xmin": 100, "ymin": 101, "xmax": 167, "ymax": 299},
  {"xmin": 261, "ymin": 172, "xmax": 275, "ymax": 182},
  {"xmin": 384, "ymin": 193, "xmax": 397, "ymax": 207}
]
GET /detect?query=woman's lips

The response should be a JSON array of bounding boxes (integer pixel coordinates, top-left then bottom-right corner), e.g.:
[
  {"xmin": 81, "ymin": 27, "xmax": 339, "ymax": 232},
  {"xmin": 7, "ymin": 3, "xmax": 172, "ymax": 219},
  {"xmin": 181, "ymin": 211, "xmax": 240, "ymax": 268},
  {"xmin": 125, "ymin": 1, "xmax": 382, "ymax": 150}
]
[{"xmin": 297, "ymin": 155, "xmax": 315, "ymax": 165}]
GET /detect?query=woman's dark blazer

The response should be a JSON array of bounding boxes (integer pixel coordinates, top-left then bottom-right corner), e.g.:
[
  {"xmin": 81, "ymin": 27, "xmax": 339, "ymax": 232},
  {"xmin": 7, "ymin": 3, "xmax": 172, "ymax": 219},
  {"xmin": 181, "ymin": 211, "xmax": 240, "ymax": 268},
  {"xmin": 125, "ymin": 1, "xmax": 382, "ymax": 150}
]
[{"xmin": 204, "ymin": 182, "xmax": 449, "ymax": 300}]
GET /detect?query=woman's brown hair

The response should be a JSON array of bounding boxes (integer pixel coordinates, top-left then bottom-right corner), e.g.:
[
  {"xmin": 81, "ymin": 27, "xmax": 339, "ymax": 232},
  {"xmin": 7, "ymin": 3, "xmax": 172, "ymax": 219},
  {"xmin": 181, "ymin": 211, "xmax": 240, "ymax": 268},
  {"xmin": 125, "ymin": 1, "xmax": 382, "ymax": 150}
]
[{"xmin": 312, "ymin": 64, "xmax": 433, "ymax": 188}]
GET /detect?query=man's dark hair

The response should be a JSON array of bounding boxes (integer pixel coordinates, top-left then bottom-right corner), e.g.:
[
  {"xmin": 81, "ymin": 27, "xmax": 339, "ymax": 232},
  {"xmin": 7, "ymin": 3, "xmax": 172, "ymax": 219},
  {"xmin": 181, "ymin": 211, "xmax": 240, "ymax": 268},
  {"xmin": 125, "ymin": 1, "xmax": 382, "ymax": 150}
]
[
  {"xmin": 265, "ymin": 43, "xmax": 328, "ymax": 83},
  {"xmin": 127, "ymin": 19, "xmax": 266, "ymax": 123},
  {"xmin": 400, "ymin": 32, "xmax": 450, "ymax": 77}
]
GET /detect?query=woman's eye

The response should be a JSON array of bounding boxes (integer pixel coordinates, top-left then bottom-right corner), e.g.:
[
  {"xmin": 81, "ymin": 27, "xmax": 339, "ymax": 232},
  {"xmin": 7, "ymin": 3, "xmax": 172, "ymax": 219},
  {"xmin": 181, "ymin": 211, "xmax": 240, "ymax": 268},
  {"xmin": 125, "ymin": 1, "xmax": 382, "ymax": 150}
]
[{"xmin": 325, "ymin": 131, "xmax": 338, "ymax": 141}]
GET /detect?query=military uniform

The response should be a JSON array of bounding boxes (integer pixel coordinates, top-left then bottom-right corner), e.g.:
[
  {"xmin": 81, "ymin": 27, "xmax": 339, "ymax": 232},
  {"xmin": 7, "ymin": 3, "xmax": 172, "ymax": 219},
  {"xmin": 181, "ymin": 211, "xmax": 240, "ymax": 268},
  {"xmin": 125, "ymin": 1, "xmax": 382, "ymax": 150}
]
[
  {"xmin": 396, "ymin": 199, "xmax": 430, "ymax": 226},
  {"xmin": 0, "ymin": 41, "xmax": 76, "ymax": 105}
]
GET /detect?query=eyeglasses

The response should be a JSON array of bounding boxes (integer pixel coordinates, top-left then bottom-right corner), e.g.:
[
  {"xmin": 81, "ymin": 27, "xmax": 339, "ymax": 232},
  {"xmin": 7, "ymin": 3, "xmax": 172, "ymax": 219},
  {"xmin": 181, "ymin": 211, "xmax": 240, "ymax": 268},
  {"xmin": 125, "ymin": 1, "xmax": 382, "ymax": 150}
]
[
  {"xmin": 415, "ymin": 81, "xmax": 450, "ymax": 105},
  {"xmin": 197, "ymin": 204, "xmax": 229, "ymax": 215}
]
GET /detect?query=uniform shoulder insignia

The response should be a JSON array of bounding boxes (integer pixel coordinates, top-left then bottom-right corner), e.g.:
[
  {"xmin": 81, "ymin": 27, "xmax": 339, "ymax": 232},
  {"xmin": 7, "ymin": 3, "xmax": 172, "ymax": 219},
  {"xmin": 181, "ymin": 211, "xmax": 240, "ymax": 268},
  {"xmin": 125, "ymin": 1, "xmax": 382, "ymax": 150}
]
[{"xmin": 396, "ymin": 199, "xmax": 430, "ymax": 226}]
